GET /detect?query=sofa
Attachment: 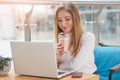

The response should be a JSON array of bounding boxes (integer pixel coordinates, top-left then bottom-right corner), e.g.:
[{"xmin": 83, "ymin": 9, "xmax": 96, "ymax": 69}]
[{"xmin": 94, "ymin": 46, "xmax": 120, "ymax": 80}]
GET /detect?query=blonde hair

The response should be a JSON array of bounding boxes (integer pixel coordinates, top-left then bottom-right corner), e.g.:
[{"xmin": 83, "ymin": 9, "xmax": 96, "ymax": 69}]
[{"xmin": 54, "ymin": 2, "xmax": 83, "ymax": 57}]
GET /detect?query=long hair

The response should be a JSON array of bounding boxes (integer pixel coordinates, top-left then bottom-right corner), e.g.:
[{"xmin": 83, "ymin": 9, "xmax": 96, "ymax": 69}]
[{"xmin": 54, "ymin": 2, "xmax": 83, "ymax": 57}]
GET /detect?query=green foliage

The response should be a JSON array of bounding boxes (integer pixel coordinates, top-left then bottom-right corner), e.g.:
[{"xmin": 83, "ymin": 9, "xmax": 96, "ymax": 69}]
[{"xmin": 0, "ymin": 56, "xmax": 12, "ymax": 71}]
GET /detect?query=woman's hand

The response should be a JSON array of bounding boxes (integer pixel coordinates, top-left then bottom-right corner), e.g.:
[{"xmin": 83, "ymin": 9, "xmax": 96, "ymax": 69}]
[{"xmin": 56, "ymin": 43, "xmax": 64, "ymax": 61}]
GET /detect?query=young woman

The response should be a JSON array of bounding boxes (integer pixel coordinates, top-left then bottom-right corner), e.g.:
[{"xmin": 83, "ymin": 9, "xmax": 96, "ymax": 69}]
[{"xmin": 54, "ymin": 2, "xmax": 97, "ymax": 74}]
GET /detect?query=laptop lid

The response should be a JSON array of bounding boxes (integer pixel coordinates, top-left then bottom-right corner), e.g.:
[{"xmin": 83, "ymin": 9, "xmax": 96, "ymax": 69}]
[{"xmin": 11, "ymin": 41, "xmax": 61, "ymax": 78}]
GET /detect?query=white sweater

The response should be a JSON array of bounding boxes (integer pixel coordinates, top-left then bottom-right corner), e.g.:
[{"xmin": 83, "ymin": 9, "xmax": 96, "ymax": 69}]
[{"xmin": 59, "ymin": 32, "xmax": 97, "ymax": 74}]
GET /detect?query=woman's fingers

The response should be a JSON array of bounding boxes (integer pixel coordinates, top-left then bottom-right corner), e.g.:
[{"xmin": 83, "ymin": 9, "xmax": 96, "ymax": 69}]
[{"xmin": 56, "ymin": 43, "xmax": 64, "ymax": 55}]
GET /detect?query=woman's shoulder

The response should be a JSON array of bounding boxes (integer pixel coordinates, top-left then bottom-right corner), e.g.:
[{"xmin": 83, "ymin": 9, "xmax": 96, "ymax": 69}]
[
  {"xmin": 82, "ymin": 31, "xmax": 95, "ymax": 37},
  {"xmin": 81, "ymin": 31, "xmax": 95, "ymax": 42},
  {"xmin": 80, "ymin": 32, "xmax": 95, "ymax": 44}
]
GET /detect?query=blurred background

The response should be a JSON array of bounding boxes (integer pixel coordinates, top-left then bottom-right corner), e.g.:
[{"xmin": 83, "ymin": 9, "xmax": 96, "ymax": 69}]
[{"xmin": 0, "ymin": 0, "xmax": 120, "ymax": 57}]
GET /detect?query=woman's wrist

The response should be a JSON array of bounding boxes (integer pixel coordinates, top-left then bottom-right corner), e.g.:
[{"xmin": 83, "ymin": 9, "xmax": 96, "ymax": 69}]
[{"xmin": 57, "ymin": 61, "xmax": 62, "ymax": 69}]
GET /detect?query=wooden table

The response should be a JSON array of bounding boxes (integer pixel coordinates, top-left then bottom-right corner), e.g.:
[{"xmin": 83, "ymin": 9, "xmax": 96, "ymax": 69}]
[{"xmin": 0, "ymin": 68, "xmax": 99, "ymax": 80}]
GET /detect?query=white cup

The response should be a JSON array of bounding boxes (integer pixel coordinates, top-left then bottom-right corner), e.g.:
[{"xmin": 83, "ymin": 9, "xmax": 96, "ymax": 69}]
[{"xmin": 58, "ymin": 33, "xmax": 70, "ymax": 52}]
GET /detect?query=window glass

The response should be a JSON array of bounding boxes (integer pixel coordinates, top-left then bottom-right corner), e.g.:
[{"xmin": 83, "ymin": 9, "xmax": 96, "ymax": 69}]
[
  {"xmin": 98, "ymin": 6, "xmax": 120, "ymax": 45},
  {"xmin": 0, "ymin": 3, "xmax": 120, "ymax": 45}
]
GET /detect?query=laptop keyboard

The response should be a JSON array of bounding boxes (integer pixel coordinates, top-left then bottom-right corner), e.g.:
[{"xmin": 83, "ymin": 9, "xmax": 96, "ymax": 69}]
[{"xmin": 58, "ymin": 72, "xmax": 65, "ymax": 75}]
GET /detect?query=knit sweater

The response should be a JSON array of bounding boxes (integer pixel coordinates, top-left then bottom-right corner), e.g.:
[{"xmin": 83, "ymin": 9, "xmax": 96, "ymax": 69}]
[{"xmin": 59, "ymin": 32, "xmax": 97, "ymax": 74}]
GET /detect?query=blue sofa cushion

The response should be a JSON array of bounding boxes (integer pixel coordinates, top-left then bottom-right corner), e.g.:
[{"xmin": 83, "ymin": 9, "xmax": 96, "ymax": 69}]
[{"xmin": 94, "ymin": 46, "xmax": 120, "ymax": 80}]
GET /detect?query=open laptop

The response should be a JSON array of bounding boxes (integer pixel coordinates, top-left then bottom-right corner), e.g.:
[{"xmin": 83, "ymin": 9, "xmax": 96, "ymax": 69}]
[{"xmin": 10, "ymin": 41, "xmax": 74, "ymax": 78}]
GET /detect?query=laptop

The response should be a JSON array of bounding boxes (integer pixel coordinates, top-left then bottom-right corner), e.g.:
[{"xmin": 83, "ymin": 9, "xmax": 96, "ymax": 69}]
[{"xmin": 10, "ymin": 41, "xmax": 74, "ymax": 78}]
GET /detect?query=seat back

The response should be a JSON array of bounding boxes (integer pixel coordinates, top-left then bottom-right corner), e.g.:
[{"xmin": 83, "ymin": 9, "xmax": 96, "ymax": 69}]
[{"xmin": 94, "ymin": 46, "xmax": 120, "ymax": 80}]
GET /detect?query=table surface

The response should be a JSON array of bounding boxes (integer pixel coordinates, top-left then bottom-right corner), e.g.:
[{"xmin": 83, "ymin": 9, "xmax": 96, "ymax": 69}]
[{"xmin": 0, "ymin": 68, "xmax": 99, "ymax": 80}]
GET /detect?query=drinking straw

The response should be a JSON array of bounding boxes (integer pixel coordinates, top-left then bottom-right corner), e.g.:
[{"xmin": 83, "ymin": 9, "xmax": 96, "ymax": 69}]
[{"xmin": 64, "ymin": 28, "xmax": 67, "ymax": 36}]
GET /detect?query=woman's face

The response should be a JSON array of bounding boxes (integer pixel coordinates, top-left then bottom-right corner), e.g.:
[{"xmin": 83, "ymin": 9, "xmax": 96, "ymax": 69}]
[{"xmin": 57, "ymin": 9, "xmax": 73, "ymax": 33}]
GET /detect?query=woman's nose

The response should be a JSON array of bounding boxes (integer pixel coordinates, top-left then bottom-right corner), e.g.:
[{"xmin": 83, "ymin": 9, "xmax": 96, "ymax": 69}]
[{"xmin": 61, "ymin": 21, "xmax": 67, "ymax": 27}]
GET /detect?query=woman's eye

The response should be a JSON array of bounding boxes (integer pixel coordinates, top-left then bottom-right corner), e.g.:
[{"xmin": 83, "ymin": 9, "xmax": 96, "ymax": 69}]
[
  {"xmin": 66, "ymin": 18, "xmax": 70, "ymax": 21},
  {"xmin": 58, "ymin": 20, "xmax": 62, "ymax": 22}
]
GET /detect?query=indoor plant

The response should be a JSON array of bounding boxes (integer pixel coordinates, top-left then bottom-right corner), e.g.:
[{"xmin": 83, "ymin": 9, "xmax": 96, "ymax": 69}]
[{"xmin": 0, "ymin": 56, "xmax": 12, "ymax": 76}]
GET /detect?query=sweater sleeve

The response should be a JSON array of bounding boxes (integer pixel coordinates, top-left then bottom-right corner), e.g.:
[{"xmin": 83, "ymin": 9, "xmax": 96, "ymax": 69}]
[{"xmin": 59, "ymin": 32, "xmax": 95, "ymax": 71}]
